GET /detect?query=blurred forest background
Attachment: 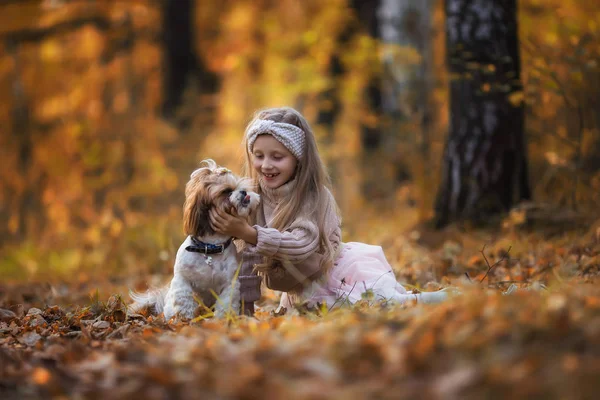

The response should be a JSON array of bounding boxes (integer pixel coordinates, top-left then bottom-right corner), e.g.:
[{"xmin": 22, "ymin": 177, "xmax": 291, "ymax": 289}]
[{"xmin": 1, "ymin": 0, "xmax": 599, "ymax": 282}]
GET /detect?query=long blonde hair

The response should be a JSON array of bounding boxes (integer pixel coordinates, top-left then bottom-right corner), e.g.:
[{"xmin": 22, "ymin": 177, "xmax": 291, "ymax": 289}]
[{"xmin": 243, "ymin": 107, "xmax": 340, "ymax": 268}]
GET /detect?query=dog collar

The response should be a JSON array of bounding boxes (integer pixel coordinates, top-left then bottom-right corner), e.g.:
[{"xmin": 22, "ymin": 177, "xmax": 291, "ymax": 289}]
[{"xmin": 185, "ymin": 236, "xmax": 233, "ymax": 254}]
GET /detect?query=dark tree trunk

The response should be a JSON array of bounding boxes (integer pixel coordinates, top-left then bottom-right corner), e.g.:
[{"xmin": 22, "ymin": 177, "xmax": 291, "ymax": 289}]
[
  {"xmin": 351, "ymin": 0, "xmax": 384, "ymax": 150},
  {"xmin": 161, "ymin": 0, "xmax": 217, "ymax": 120},
  {"xmin": 161, "ymin": 0, "xmax": 195, "ymax": 118},
  {"xmin": 316, "ymin": 49, "xmax": 344, "ymax": 132},
  {"xmin": 5, "ymin": 39, "xmax": 46, "ymax": 243},
  {"xmin": 434, "ymin": 0, "xmax": 530, "ymax": 227}
]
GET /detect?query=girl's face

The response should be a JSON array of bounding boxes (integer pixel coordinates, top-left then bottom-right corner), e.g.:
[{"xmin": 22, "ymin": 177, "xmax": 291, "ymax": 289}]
[{"xmin": 252, "ymin": 134, "xmax": 298, "ymax": 189}]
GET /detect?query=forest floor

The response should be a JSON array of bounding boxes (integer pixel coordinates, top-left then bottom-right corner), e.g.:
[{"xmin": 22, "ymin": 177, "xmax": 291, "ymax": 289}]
[{"xmin": 1, "ymin": 209, "xmax": 600, "ymax": 399}]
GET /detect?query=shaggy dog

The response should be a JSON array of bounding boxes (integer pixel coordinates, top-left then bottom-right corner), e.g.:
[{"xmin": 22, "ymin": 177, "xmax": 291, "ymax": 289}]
[{"xmin": 129, "ymin": 160, "xmax": 260, "ymax": 319}]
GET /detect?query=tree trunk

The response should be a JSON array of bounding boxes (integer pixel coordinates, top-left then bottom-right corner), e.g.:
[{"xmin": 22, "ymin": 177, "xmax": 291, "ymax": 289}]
[
  {"xmin": 378, "ymin": 0, "xmax": 435, "ymax": 219},
  {"xmin": 161, "ymin": 0, "xmax": 218, "ymax": 121},
  {"xmin": 434, "ymin": 0, "xmax": 530, "ymax": 227},
  {"xmin": 351, "ymin": 0, "xmax": 383, "ymax": 149},
  {"xmin": 161, "ymin": 0, "xmax": 196, "ymax": 118}
]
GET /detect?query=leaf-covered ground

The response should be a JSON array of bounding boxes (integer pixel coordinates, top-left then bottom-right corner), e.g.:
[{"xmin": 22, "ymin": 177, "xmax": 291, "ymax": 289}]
[{"xmin": 2, "ymin": 221, "xmax": 600, "ymax": 399}]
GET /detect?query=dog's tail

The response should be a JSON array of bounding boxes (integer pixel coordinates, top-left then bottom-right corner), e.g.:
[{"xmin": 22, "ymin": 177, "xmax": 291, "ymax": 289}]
[{"xmin": 128, "ymin": 285, "xmax": 169, "ymax": 315}]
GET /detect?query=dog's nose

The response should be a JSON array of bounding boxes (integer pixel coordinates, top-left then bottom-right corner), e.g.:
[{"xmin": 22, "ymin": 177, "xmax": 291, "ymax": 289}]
[{"xmin": 239, "ymin": 190, "xmax": 247, "ymax": 198}]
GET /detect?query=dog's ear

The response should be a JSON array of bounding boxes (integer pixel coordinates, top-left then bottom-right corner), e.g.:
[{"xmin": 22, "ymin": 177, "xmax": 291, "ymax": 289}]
[{"xmin": 183, "ymin": 180, "xmax": 214, "ymax": 237}]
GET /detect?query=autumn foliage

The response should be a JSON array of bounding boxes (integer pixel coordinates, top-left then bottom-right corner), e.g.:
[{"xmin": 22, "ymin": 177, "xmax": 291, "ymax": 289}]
[{"xmin": 1, "ymin": 0, "xmax": 600, "ymax": 398}]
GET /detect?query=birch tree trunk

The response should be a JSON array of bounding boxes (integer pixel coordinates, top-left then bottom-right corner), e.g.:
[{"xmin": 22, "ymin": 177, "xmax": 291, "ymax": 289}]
[
  {"xmin": 434, "ymin": 0, "xmax": 530, "ymax": 227},
  {"xmin": 378, "ymin": 0, "xmax": 435, "ymax": 219},
  {"xmin": 352, "ymin": 0, "xmax": 435, "ymax": 204}
]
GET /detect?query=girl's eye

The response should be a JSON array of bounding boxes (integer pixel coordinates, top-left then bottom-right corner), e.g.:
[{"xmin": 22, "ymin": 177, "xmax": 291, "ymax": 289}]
[
  {"xmin": 273, "ymin": 155, "xmax": 282, "ymax": 160},
  {"xmin": 254, "ymin": 154, "xmax": 264, "ymax": 159}
]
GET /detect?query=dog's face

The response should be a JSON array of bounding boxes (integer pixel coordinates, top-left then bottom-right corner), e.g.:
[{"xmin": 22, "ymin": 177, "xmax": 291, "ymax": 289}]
[{"xmin": 183, "ymin": 159, "xmax": 260, "ymax": 237}]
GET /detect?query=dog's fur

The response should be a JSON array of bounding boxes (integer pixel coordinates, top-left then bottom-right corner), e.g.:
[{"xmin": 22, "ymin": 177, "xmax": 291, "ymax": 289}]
[{"xmin": 129, "ymin": 160, "xmax": 260, "ymax": 319}]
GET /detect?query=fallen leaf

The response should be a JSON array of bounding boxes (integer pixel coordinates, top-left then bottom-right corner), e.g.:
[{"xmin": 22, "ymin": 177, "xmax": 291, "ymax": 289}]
[
  {"xmin": 31, "ymin": 367, "xmax": 51, "ymax": 385},
  {"xmin": 0, "ymin": 308, "xmax": 17, "ymax": 323},
  {"xmin": 18, "ymin": 331, "xmax": 42, "ymax": 347}
]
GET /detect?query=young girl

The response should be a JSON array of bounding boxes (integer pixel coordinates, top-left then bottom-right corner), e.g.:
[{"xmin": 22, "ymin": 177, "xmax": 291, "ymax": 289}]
[{"xmin": 209, "ymin": 107, "xmax": 449, "ymax": 315}]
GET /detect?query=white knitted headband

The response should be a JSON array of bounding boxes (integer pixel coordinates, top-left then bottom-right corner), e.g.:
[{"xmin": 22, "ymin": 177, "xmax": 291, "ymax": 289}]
[{"xmin": 246, "ymin": 119, "xmax": 306, "ymax": 160}]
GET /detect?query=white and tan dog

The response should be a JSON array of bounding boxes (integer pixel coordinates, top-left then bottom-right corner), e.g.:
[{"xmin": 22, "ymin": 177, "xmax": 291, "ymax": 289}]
[{"xmin": 129, "ymin": 159, "xmax": 260, "ymax": 319}]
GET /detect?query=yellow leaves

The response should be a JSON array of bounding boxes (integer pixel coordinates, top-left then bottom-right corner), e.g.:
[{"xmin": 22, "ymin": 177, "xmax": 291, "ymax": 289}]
[
  {"xmin": 112, "ymin": 91, "xmax": 130, "ymax": 113},
  {"xmin": 570, "ymin": 70, "xmax": 584, "ymax": 84},
  {"xmin": 544, "ymin": 32, "xmax": 559, "ymax": 46},
  {"xmin": 302, "ymin": 30, "xmax": 319, "ymax": 46},
  {"xmin": 508, "ymin": 90, "xmax": 525, "ymax": 106},
  {"xmin": 109, "ymin": 219, "xmax": 123, "ymax": 237},
  {"xmin": 545, "ymin": 151, "xmax": 569, "ymax": 167},
  {"xmin": 8, "ymin": 215, "xmax": 19, "ymax": 235},
  {"xmin": 0, "ymin": 2, "xmax": 44, "ymax": 35},
  {"xmin": 132, "ymin": 40, "xmax": 161, "ymax": 74},
  {"xmin": 40, "ymin": 39, "xmax": 62, "ymax": 62},
  {"xmin": 46, "ymin": 201, "xmax": 70, "ymax": 234},
  {"xmin": 78, "ymin": 26, "xmax": 105, "ymax": 61},
  {"xmin": 380, "ymin": 43, "xmax": 422, "ymax": 66},
  {"xmin": 36, "ymin": 95, "xmax": 67, "ymax": 122},
  {"xmin": 225, "ymin": 3, "xmax": 256, "ymax": 33}
]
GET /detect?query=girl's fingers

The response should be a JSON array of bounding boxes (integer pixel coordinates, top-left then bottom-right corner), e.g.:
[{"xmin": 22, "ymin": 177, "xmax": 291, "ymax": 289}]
[
  {"xmin": 210, "ymin": 208, "xmax": 236, "ymax": 234},
  {"xmin": 209, "ymin": 210, "xmax": 222, "ymax": 230},
  {"xmin": 211, "ymin": 208, "xmax": 224, "ymax": 221}
]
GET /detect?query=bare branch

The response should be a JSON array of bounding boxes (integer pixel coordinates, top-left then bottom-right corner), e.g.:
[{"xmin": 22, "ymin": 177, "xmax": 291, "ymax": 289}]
[
  {"xmin": 480, "ymin": 245, "xmax": 512, "ymax": 283},
  {"xmin": 1, "ymin": 16, "xmax": 111, "ymax": 44}
]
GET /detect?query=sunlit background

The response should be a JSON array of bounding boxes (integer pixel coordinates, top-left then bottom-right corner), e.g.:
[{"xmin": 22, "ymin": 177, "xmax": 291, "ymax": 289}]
[{"xmin": 1, "ymin": 0, "xmax": 598, "ymax": 282}]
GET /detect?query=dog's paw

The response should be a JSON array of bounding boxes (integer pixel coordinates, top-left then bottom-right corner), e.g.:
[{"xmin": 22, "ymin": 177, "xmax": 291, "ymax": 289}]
[
  {"xmin": 214, "ymin": 308, "xmax": 237, "ymax": 319},
  {"xmin": 164, "ymin": 304, "xmax": 196, "ymax": 321},
  {"xmin": 177, "ymin": 308, "xmax": 197, "ymax": 320}
]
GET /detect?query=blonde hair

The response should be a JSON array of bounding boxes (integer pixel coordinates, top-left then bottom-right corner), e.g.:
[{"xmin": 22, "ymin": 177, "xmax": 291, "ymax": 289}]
[{"xmin": 243, "ymin": 107, "xmax": 340, "ymax": 269}]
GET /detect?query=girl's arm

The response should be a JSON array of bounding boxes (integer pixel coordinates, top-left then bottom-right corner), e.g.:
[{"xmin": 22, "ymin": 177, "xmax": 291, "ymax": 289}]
[
  {"xmin": 246, "ymin": 219, "xmax": 320, "ymax": 263},
  {"xmin": 247, "ymin": 220, "xmax": 342, "ymax": 292}
]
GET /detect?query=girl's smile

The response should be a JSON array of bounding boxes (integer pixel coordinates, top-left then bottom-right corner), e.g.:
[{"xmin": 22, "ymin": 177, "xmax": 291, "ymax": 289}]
[{"xmin": 252, "ymin": 134, "xmax": 298, "ymax": 189}]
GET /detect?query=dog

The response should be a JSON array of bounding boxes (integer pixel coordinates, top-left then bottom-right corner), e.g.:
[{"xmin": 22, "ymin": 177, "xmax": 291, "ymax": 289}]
[{"xmin": 129, "ymin": 159, "xmax": 260, "ymax": 319}]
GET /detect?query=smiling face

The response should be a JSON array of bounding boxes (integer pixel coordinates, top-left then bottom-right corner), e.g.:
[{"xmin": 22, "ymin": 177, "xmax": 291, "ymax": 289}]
[{"xmin": 251, "ymin": 134, "xmax": 298, "ymax": 189}]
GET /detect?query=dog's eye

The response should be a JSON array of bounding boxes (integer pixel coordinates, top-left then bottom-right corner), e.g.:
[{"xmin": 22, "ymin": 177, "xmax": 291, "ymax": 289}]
[{"xmin": 222, "ymin": 189, "xmax": 233, "ymax": 196}]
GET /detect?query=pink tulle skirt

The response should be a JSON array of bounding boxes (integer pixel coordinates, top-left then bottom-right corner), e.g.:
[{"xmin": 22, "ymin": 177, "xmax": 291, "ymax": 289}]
[{"xmin": 279, "ymin": 242, "xmax": 411, "ymax": 310}]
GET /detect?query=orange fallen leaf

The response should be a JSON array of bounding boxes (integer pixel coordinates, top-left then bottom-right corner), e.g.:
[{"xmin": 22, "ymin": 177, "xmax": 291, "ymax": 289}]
[
  {"xmin": 562, "ymin": 354, "xmax": 579, "ymax": 372},
  {"xmin": 413, "ymin": 330, "xmax": 436, "ymax": 360},
  {"xmin": 31, "ymin": 367, "xmax": 51, "ymax": 385},
  {"xmin": 585, "ymin": 296, "xmax": 600, "ymax": 308},
  {"xmin": 467, "ymin": 255, "xmax": 482, "ymax": 268},
  {"xmin": 142, "ymin": 327, "xmax": 155, "ymax": 338}
]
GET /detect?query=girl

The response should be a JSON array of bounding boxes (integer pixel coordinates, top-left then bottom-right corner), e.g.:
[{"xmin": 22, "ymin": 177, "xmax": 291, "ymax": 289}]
[{"xmin": 209, "ymin": 107, "xmax": 449, "ymax": 315}]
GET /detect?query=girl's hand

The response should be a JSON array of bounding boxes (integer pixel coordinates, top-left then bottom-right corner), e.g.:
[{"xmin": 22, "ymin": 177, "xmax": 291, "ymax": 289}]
[{"xmin": 209, "ymin": 208, "xmax": 257, "ymax": 245}]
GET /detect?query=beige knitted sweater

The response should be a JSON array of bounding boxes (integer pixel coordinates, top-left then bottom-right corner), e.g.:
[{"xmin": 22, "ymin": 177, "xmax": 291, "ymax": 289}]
[{"xmin": 239, "ymin": 179, "xmax": 342, "ymax": 296}]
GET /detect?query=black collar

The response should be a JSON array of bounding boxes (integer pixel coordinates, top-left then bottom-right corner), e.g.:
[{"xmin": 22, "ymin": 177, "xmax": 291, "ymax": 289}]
[{"xmin": 185, "ymin": 236, "xmax": 233, "ymax": 255}]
